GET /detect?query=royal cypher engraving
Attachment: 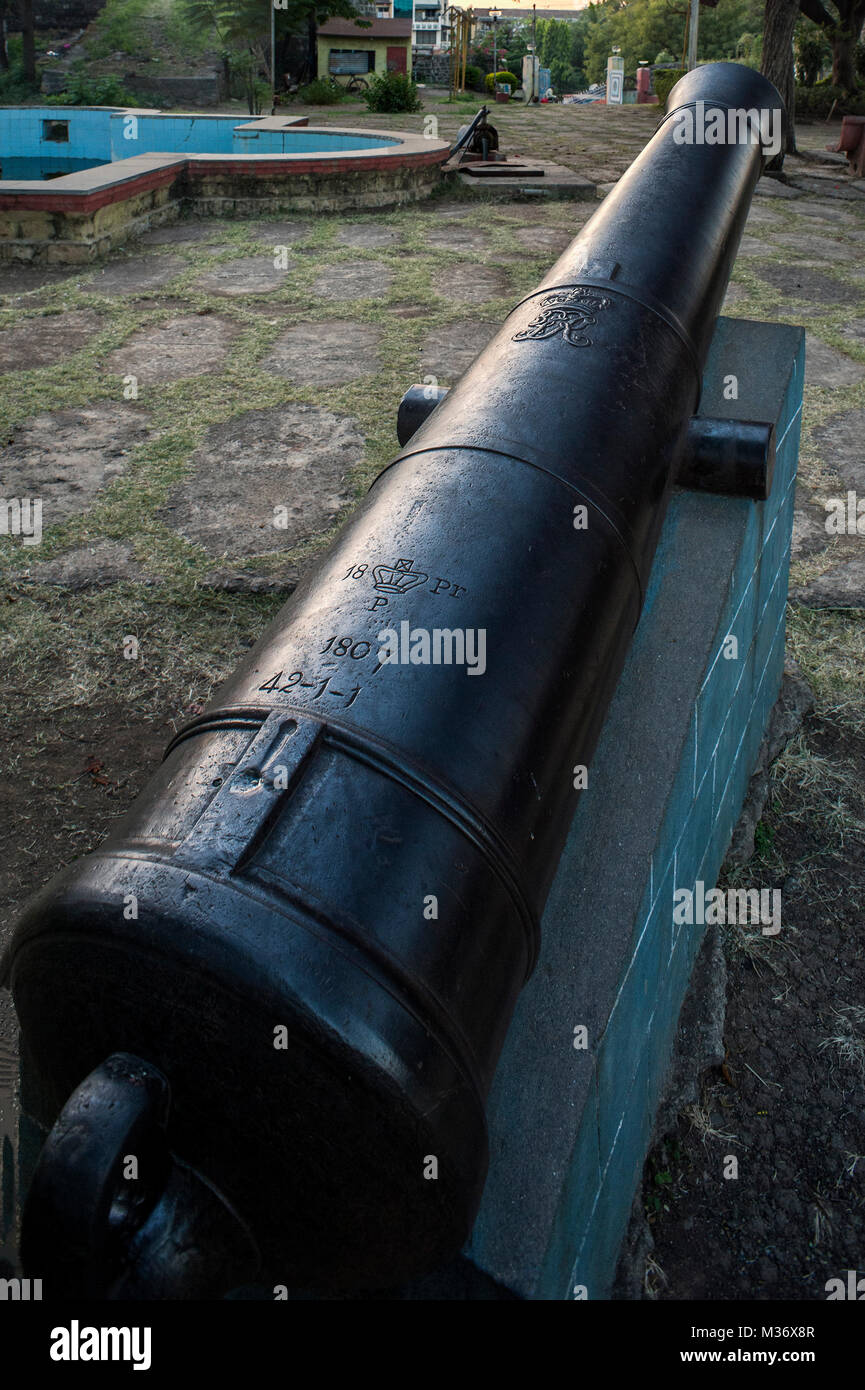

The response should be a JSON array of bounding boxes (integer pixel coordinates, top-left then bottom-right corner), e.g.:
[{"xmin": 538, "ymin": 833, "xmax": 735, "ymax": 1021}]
[{"xmin": 513, "ymin": 289, "xmax": 611, "ymax": 348}]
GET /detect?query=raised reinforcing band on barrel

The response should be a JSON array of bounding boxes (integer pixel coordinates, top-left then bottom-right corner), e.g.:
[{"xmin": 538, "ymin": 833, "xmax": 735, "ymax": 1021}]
[
  {"xmin": 163, "ymin": 705, "xmax": 543, "ymax": 979},
  {"xmin": 504, "ymin": 277, "xmax": 705, "ymax": 402},
  {"xmin": 377, "ymin": 442, "xmax": 648, "ymax": 616}
]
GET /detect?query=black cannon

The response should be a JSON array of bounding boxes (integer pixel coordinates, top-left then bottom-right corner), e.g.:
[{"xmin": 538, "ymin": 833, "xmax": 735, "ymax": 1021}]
[{"xmin": 2, "ymin": 63, "xmax": 784, "ymax": 1298}]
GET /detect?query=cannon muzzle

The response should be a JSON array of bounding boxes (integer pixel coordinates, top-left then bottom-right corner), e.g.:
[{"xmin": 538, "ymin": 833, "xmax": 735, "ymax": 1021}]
[{"xmin": 2, "ymin": 63, "xmax": 785, "ymax": 1296}]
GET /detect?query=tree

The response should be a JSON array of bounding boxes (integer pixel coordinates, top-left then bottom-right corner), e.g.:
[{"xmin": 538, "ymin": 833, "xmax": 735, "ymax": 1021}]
[
  {"xmin": 761, "ymin": 0, "xmax": 799, "ymax": 163},
  {"xmin": 798, "ymin": 0, "xmax": 865, "ymax": 89},
  {"xmin": 183, "ymin": 0, "xmax": 364, "ymax": 94},
  {"xmin": 580, "ymin": 0, "xmax": 763, "ymax": 85},
  {"xmin": 795, "ymin": 16, "xmax": 831, "ymax": 81},
  {"xmin": 19, "ymin": 0, "xmax": 35, "ymax": 83},
  {"xmin": 0, "ymin": 1, "xmax": 9, "ymax": 71}
]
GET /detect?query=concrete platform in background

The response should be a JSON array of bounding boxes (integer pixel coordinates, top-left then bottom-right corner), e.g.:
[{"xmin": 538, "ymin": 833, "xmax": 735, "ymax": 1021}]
[
  {"xmin": 450, "ymin": 160, "xmax": 597, "ymax": 200},
  {"xmin": 462, "ymin": 315, "xmax": 805, "ymax": 1300}
]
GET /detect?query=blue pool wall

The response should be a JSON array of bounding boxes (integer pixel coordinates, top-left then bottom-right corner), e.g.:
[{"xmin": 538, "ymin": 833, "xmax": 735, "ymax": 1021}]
[
  {"xmin": 0, "ymin": 107, "xmax": 116, "ymax": 161},
  {"xmin": 0, "ymin": 108, "xmax": 399, "ymax": 173}
]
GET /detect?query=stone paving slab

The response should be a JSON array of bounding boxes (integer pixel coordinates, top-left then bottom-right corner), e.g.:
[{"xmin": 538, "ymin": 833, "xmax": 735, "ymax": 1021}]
[
  {"xmin": 804, "ymin": 335, "xmax": 865, "ymax": 388},
  {"xmin": 795, "ymin": 558, "xmax": 865, "ymax": 606},
  {"xmin": 812, "ymin": 408, "xmax": 865, "ymax": 491},
  {"xmin": 262, "ymin": 320, "xmax": 381, "ymax": 385},
  {"xmin": 83, "ymin": 256, "xmax": 186, "ymax": 296},
  {"xmin": 0, "ymin": 404, "xmax": 151, "ymax": 531},
  {"xmin": 754, "ymin": 263, "xmax": 850, "ymax": 304},
  {"xmin": 838, "ymin": 318, "xmax": 865, "ymax": 346},
  {"xmin": 251, "ymin": 221, "xmax": 312, "ymax": 246},
  {"xmin": 774, "ymin": 230, "xmax": 860, "ymax": 260},
  {"xmin": 310, "ymin": 260, "xmax": 393, "ymax": 300},
  {"xmin": 424, "ymin": 225, "xmax": 493, "ymax": 253},
  {"xmin": 431, "ymin": 262, "xmax": 510, "ymax": 303},
  {"xmin": 193, "ymin": 255, "xmax": 292, "ymax": 296},
  {"xmin": 510, "ymin": 224, "xmax": 572, "ymax": 255},
  {"xmin": 139, "ymin": 221, "xmax": 227, "ymax": 246},
  {"xmin": 337, "ymin": 222, "xmax": 404, "ymax": 249},
  {"xmin": 0, "ymin": 264, "xmax": 79, "ymax": 299},
  {"xmin": 159, "ymin": 404, "xmax": 364, "ymax": 558},
  {"xmin": 106, "ymin": 314, "xmax": 241, "ymax": 384},
  {"xmin": 418, "ymin": 320, "xmax": 497, "ymax": 381},
  {"xmin": 14, "ymin": 541, "xmax": 147, "ymax": 589},
  {"xmin": 792, "ymin": 499, "xmax": 831, "ymax": 561},
  {"xmin": 0, "ymin": 309, "xmax": 104, "ymax": 374}
]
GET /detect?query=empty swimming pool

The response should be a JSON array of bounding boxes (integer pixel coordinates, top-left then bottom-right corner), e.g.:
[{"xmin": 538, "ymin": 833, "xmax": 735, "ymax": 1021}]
[{"xmin": 0, "ymin": 107, "xmax": 450, "ymax": 262}]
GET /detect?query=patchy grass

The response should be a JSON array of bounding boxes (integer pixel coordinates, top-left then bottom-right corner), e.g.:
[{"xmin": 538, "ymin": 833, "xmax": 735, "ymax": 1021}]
[{"xmin": 819, "ymin": 1005, "xmax": 865, "ymax": 1078}]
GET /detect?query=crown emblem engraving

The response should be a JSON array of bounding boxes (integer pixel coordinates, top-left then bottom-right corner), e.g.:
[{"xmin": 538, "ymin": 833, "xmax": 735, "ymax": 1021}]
[
  {"xmin": 512, "ymin": 289, "xmax": 611, "ymax": 348},
  {"xmin": 372, "ymin": 557, "xmax": 429, "ymax": 595}
]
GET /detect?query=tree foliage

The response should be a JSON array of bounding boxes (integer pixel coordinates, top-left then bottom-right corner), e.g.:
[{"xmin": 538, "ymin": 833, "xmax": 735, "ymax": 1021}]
[
  {"xmin": 795, "ymin": 15, "xmax": 832, "ymax": 80},
  {"xmin": 579, "ymin": 0, "xmax": 764, "ymax": 86},
  {"xmin": 181, "ymin": 0, "xmax": 366, "ymax": 89},
  {"xmin": 797, "ymin": 0, "xmax": 865, "ymax": 88}
]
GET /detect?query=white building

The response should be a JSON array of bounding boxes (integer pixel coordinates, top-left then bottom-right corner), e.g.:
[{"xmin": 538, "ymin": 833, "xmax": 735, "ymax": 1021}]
[{"xmin": 412, "ymin": 0, "xmax": 451, "ymax": 53}]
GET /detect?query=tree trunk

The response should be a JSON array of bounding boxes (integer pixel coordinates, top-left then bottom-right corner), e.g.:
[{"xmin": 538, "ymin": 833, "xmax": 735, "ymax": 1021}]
[
  {"xmin": 832, "ymin": 31, "xmax": 858, "ymax": 89},
  {"xmin": 830, "ymin": 0, "xmax": 865, "ymax": 93},
  {"xmin": 800, "ymin": 0, "xmax": 865, "ymax": 93},
  {"xmin": 307, "ymin": 11, "xmax": 317, "ymax": 83},
  {"xmin": 761, "ymin": 0, "xmax": 799, "ymax": 169},
  {"xmin": 20, "ymin": 0, "xmax": 36, "ymax": 83}
]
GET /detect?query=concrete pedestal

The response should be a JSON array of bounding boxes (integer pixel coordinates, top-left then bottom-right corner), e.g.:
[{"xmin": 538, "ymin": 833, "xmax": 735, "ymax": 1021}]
[{"xmin": 464, "ymin": 316, "xmax": 805, "ymax": 1299}]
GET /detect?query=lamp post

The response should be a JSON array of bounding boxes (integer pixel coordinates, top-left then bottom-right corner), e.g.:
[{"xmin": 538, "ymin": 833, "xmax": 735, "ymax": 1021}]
[
  {"xmin": 270, "ymin": 0, "xmax": 276, "ymax": 109},
  {"xmin": 687, "ymin": 0, "xmax": 699, "ymax": 71},
  {"xmin": 490, "ymin": 6, "xmax": 500, "ymax": 81}
]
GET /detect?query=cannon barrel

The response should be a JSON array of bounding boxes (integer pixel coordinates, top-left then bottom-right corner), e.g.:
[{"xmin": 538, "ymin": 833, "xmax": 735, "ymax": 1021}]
[{"xmin": 2, "ymin": 63, "xmax": 784, "ymax": 1296}]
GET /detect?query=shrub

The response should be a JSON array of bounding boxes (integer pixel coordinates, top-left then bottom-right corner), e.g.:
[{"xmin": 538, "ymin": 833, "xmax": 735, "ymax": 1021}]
[
  {"xmin": 856, "ymin": 42, "xmax": 865, "ymax": 82},
  {"xmin": 549, "ymin": 60, "xmax": 581, "ymax": 93},
  {"xmin": 46, "ymin": 71, "xmax": 138, "ymax": 106},
  {"xmin": 299, "ymin": 77, "xmax": 344, "ymax": 105},
  {"xmin": 87, "ymin": 0, "xmax": 149, "ymax": 59},
  {"xmin": 464, "ymin": 64, "xmax": 484, "ymax": 92},
  {"xmin": 363, "ymin": 70, "xmax": 422, "ymax": 113},
  {"xmin": 796, "ymin": 82, "xmax": 865, "ymax": 117},
  {"xmin": 652, "ymin": 67, "xmax": 684, "ymax": 107},
  {"xmin": 484, "ymin": 69, "xmax": 519, "ymax": 93}
]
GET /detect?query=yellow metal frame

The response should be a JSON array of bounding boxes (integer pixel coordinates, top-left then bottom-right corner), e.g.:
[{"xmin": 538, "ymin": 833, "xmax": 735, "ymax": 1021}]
[{"xmin": 447, "ymin": 6, "xmax": 474, "ymax": 97}]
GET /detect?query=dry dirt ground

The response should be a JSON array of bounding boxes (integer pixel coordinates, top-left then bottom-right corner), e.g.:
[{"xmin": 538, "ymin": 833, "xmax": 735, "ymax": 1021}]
[{"xmin": 1, "ymin": 96, "xmax": 864, "ymax": 1298}]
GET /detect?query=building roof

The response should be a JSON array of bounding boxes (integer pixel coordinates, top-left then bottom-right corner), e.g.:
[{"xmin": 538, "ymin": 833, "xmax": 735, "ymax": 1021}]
[{"xmin": 318, "ymin": 17, "xmax": 413, "ymax": 37}]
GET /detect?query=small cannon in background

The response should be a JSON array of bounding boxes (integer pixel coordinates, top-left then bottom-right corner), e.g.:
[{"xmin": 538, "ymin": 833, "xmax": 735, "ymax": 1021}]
[{"xmin": 2, "ymin": 63, "xmax": 784, "ymax": 1298}]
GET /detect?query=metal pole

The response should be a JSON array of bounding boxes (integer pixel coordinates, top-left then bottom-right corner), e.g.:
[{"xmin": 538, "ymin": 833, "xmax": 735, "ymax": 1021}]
[
  {"xmin": 270, "ymin": 0, "xmax": 276, "ymax": 108},
  {"xmin": 687, "ymin": 0, "xmax": 699, "ymax": 72},
  {"xmin": 532, "ymin": 3, "xmax": 536, "ymax": 100}
]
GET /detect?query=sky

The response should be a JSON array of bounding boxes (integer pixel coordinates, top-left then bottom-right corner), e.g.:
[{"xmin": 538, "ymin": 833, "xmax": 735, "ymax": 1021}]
[{"xmin": 488, "ymin": 2, "xmax": 592, "ymax": 10}]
